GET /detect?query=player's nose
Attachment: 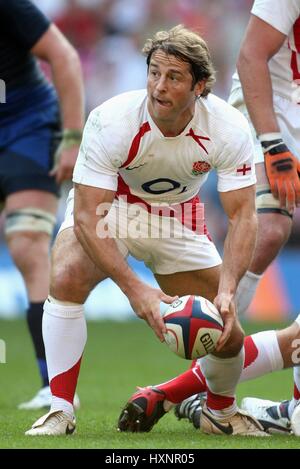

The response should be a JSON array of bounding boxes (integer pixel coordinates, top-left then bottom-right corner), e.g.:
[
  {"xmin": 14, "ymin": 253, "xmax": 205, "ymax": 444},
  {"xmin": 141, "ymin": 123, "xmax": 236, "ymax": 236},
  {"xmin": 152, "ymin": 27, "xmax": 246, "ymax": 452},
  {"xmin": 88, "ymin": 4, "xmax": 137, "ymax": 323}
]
[{"xmin": 155, "ymin": 76, "xmax": 168, "ymax": 92}]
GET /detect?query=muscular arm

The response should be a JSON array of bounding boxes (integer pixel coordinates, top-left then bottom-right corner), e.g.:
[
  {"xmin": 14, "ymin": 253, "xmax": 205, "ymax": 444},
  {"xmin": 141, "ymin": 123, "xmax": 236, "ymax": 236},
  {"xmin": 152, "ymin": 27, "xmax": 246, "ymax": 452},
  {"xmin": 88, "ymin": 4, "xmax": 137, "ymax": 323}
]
[
  {"xmin": 31, "ymin": 24, "xmax": 85, "ymax": 182},
  {"xmin": 73, "ymin": 183, "xmax": 176, "ymax": 340},
  {"xmin": 74, "ymin": 183, "xmax": 140, "ymax": 294},
  {"xmin": 237, "ymin": 15, "xmax": 300, "ymax": 210},
  {"xmin": 219, "ymin": 184, "xmax": 257, "ymax": 295},
  {"xmin": 31, "ymin": 24, "xmax": 84, "ymax": 131},
  {"xmin": 237, "ymin": 15, "xmax": 286, "ymax": 134},
  {"xmin": 216, "ymin": 184, "xmax": 257, "ymax": 349}
]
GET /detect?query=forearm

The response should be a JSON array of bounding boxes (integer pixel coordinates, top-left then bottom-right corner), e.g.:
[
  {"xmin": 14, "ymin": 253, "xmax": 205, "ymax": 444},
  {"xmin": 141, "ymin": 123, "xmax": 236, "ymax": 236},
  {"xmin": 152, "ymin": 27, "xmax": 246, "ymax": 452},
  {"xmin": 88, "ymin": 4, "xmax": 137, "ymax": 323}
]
[
  {"xmin": 219, "ymin": 213, "xmax": 257, "ymax": 296},
  {"xmin": 51, "ymin": 50, "xmax": 85, "ymax": 130},
  {"xmin": 74, "ymin": 218, "xmax": 141, "ymax": 295},
  {"xmin": 237, "ymin": 55, "xmax": 279, "ymax": 134}
]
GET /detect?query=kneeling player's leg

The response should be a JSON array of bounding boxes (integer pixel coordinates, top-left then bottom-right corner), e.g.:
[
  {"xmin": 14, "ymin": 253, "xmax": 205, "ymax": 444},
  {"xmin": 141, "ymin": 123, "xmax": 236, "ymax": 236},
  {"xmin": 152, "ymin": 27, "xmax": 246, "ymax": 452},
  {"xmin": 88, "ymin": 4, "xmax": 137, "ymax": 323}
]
[
  {"xmin": 272, "ymin": 315, "xmax": 300, "ymax": 420},
  {"xmin": 156, "ymin": 268, "xmax": 246, "ymax": 423}
]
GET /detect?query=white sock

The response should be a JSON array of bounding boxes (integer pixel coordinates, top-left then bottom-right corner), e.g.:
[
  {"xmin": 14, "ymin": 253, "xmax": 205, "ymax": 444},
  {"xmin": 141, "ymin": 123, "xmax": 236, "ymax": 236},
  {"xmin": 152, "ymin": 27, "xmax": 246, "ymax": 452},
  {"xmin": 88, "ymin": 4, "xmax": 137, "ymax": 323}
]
[
  {"xmin": 241, "ymin": 330, "xmax": 284, "ymax": 382},
  {"xmin": 51, "ymin": 396, "xmax": 74, "ymax": 419},
  {"xmin": 199, "ymin": 348, "xmax": 244, "ymax": 417},
  {"xmin": 235, "ymin": 271, "xmax": 262, "ymax": 316},
  {"xmin": 43, "ymin": 298, "xmax": 87, "ymax": 416}
]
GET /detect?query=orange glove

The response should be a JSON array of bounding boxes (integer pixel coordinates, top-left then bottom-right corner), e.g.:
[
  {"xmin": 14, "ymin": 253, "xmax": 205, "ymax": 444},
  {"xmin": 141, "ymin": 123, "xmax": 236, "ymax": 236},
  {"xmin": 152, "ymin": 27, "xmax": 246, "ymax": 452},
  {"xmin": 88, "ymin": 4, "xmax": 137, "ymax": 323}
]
[{"xmin": 260, "ymin": 135, "xmax": 300, "ymax": 212}]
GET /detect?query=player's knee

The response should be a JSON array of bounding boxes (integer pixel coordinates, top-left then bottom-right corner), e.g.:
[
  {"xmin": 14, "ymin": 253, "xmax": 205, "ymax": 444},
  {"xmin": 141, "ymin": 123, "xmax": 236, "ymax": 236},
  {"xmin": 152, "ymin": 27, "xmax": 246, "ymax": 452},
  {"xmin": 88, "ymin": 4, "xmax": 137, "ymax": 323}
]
[
  {"xmin": 214, "ymin": 322, "xmax": 245, "ymax": 358},
  {"xmin": 261, "ymin": 220, "xmax": 290, "ymax": 251},
  {"xmin": 49, "ymin": 260, "xmax": 91, "ymax": 303},
  {"xmin": 256, "ymin": 185, "xmax": 292, "ymax": 246},
  {"xmin": 4, "ymin": 207, "xmax": 56, "ymax": 237},
  {"xmin": 6, "ymin": 230, "xmax": 50, "ymax": 275}
]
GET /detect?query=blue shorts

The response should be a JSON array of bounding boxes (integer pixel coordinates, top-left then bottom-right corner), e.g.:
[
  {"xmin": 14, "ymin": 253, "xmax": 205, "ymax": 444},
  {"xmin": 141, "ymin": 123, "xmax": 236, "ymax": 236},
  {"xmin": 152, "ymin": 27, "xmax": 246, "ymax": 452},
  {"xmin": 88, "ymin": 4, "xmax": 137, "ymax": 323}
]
[{"xmin": 0, "ymin": 83, "xmax": 62, "ymax": 202}]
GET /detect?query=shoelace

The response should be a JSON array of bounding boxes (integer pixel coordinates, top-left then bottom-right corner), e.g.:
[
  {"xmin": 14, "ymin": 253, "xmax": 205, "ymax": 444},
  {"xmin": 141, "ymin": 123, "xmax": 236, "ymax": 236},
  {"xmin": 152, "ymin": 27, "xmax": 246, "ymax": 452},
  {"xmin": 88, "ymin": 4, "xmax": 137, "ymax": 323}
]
[
  {"xmin": 238, "ymin": 413, "xmax": 263, "ymax": 433},
  {"xmin": 181, "ymin": 395, "xmax": 202, "ymax": 422},
  {"xmin": 47, "ymin": 412, "xmax": 70, "ymax": 428}
]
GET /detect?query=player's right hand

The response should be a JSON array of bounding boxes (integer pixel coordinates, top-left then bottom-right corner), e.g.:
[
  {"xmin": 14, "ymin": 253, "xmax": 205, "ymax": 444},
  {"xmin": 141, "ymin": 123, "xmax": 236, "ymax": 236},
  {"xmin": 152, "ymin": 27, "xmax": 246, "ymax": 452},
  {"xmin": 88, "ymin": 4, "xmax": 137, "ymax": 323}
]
[
  {"xmin": 128, "ymin": 284, "xmax": 178, "ymax": 342},
  {"xmin": 261, "ymin": 137, "xmax": 300, "ymax": 212},
  {"xmin": 213, "ymin": 292, "xmax": 236, "ymax": 352}
]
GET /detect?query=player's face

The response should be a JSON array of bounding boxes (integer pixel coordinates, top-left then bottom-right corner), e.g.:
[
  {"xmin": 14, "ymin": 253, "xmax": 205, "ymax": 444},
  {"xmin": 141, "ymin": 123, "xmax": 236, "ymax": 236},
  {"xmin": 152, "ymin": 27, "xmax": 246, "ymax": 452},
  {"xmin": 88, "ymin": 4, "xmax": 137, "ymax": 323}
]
[{"xmin": 147, "ymin": 50, "xmax": 204, "ymax": 135}]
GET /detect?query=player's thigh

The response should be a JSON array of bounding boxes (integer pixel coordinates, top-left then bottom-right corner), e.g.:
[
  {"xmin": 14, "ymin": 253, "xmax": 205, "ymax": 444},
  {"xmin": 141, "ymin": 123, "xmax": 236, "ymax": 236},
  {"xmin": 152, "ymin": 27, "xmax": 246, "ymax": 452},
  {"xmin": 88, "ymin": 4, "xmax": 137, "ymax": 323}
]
[
  {"xmin": 50, "ymin": 227, "xmax": 108, "ymax": 303},
  {"xmin": 5, "ymin": 189, "xmax": 58, "ymax": 215},
  {"xmin": 155, "ymin": 265, "xmax": 220, "ymax": 302},
  {"xmin": 276, "ymin": 321, "xmax": 300, "ymax": 368}
]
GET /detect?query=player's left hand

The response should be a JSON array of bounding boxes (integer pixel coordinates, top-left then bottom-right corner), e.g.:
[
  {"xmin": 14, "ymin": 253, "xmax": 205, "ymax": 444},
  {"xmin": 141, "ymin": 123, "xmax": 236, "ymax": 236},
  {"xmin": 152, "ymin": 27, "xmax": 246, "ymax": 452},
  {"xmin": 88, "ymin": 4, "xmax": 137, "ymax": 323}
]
[
  {"xmin": 50, "ymin": 146, "xmax": 79, "ymax": 183},
  {"xmin": 49, "ymin": 129, "xmax": 82, "ymax": 184},
  {"xmin": 213, "ymin": 292, "xmax": 236, "ymax": 352},
  {"xmin": 264, "ymin": 147, "xmax": 300, "ymax": 212}
]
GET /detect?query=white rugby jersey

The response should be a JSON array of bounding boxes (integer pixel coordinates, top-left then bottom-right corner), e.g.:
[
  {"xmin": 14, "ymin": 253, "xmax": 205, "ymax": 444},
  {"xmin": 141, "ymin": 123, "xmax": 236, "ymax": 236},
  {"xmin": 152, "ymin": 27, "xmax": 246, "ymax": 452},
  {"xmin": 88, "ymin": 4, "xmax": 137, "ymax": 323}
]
[
  {"xmin": 232, "ymin": 0, "xmax": 300, "ymax": 101},
  {"xmin": 73, "ymin": 89, "xmax": 256, "ymax": 207}
]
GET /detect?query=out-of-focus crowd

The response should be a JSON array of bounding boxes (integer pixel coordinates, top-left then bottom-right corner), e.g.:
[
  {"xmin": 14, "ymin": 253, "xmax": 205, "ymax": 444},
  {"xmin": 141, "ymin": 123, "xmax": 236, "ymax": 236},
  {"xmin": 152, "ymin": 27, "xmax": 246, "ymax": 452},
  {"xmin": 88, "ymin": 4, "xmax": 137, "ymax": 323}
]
[{"xmin": 34, "ymin": 0, "xmax": 252, "ymax": 111}]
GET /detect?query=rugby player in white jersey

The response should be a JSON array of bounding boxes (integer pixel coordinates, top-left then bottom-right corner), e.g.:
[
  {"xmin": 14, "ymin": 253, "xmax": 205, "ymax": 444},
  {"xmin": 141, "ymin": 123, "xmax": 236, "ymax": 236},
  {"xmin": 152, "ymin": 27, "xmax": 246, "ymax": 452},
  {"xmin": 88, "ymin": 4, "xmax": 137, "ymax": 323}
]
[{"xmin": 25, "ymin": 25, "xmax": 267, "ymax": 437}]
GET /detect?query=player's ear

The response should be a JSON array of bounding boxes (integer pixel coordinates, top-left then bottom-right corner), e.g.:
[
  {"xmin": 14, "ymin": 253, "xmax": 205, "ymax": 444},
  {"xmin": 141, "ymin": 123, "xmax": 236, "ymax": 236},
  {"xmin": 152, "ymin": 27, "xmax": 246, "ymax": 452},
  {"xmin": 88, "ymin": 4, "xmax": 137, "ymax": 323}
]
[{"xmin": 194, "ymin": 80, "xmax": 206, "ymax": 98}]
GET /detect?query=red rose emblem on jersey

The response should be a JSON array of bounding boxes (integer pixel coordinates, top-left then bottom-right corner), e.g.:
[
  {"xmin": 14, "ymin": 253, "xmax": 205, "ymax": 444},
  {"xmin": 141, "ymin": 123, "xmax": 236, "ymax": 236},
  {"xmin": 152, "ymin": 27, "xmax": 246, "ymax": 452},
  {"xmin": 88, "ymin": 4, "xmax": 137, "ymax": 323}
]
[{"xmin": 192, "ymin": 161, "xmax": 211, "ymax": 175}]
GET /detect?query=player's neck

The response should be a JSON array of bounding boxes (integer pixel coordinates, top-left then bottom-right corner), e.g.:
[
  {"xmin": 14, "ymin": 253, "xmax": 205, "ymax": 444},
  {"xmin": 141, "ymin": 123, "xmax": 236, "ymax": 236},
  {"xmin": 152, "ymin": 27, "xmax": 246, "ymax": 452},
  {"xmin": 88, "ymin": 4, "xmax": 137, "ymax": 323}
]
[
  {"xmin": 152, "ymin": 114, "xmax": 194, "ymax": 137},
  {"xmin": 148, "ymin": 104, "xmax": 195, "ymax": 137}
]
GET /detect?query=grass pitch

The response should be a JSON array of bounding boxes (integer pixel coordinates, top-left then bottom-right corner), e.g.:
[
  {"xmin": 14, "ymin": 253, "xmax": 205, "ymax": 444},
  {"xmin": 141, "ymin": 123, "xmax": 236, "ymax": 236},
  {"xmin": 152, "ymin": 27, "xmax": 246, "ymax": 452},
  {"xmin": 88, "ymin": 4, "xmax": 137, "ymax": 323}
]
[{"xmin": 0, "ymin": 319, "xmax": 299, "ymax": 449}]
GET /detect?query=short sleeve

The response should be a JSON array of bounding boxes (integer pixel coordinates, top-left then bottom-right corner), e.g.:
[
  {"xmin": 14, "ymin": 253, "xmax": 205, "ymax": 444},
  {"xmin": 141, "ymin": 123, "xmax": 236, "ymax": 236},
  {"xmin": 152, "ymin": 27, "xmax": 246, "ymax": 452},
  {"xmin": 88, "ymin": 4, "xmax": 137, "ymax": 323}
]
[
  {"xmin": 72, "ymin": 110, "xmax": 119, "ymax": 191},
  {"xmin": 216, "ymin": 130, "xmax": 256, "ymax": 193},
  {"xmin": 251, "ymin": 0, "xmax": 300, "ymax": 36},
  {"xmin": 0, "ymin": 0, "xmax": 50, "ymax": 50}
]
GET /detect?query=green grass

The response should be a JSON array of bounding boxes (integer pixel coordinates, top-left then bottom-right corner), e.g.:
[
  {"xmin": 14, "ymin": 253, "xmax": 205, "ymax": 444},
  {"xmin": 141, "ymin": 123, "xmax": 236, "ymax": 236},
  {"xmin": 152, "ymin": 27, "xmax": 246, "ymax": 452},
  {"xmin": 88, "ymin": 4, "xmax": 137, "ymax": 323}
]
[{"xmin": 0, "ymin": 319, "xmax": 299, "ymax": 449}]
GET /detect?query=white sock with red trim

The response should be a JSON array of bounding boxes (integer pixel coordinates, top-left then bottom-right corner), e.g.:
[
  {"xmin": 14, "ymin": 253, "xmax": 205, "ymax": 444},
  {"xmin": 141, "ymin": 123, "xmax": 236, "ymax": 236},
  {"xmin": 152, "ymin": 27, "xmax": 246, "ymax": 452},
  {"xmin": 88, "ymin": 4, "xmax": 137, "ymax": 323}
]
[
  {"xmin": 43, "ymin": 298, "xmax": 87, "ymax": 417},
  {"xmin": 198, "ymin": 348, "xmax": 244, "ymax": 418},
  {"xmin": 235, "ymin": 270, "xmax": 262, "ymax": 316},
  {"xmin": 240, "ymin": 331, "xmax": 283, "ymax": 382}
]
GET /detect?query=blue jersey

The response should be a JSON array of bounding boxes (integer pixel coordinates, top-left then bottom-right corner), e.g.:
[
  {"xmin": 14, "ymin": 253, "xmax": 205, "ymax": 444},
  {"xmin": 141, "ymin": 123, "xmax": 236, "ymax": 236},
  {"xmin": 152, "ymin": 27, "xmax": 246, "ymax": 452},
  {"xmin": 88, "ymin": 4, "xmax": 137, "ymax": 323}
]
[
  {"xmin": 0, "ymin": 0, "xmax": 59, "ymax": 130},
  {"xmin": 0, "ymin": 0, "xmax": 50, "ymax": 90},
  {"xmin": 0, "ymin": 0, "xmax": 61, "ymax": 199}
]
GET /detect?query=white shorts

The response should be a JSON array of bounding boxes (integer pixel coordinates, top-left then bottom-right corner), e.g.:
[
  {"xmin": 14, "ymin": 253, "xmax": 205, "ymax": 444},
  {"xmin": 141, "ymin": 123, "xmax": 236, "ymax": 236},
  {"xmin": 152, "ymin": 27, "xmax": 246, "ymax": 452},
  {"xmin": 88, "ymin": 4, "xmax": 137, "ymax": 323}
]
[
  {"xmin": 228, "ymin": 87, "xmax": 300, "ymax": 163},
  {"xmin": 59, "ymin": 189, "xmax": 222, "ymax": 275}
]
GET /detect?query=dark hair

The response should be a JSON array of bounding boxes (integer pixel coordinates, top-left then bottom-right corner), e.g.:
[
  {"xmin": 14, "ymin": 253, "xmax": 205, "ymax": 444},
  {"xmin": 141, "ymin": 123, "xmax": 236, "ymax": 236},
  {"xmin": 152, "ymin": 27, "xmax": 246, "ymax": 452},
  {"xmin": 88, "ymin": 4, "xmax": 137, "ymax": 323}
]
[{"xmin": 142, "ymin": 25, "xmax": 215, "ymax": 96}]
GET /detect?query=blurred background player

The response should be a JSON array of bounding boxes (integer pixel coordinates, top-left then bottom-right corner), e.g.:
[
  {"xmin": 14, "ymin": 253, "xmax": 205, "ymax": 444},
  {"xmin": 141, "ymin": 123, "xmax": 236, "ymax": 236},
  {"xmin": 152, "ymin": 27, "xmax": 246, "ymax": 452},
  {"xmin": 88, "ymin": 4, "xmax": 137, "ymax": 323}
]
[
  {"xmin": 228, "ymin": 0, "xmax": 300, "ymax": 434},
  {"xmin": 0, "ymin": 0, "xmax": 84, "ymax": 409},
  {"xmin": 25, "ymin": 25, "xmax": 267, "ymax": 437}
]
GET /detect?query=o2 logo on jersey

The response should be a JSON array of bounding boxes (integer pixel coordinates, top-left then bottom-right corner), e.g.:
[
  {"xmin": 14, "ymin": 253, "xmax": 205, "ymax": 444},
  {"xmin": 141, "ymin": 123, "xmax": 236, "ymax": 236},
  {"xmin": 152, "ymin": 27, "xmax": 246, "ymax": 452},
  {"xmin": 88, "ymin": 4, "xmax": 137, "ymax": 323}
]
[
  {"xmin": 142, "ymin": 178, "xmax": 187, "ymax": 195},
  {"xmin": 192, "ymin": 161, "xmax": 211, "ymax": 176}
]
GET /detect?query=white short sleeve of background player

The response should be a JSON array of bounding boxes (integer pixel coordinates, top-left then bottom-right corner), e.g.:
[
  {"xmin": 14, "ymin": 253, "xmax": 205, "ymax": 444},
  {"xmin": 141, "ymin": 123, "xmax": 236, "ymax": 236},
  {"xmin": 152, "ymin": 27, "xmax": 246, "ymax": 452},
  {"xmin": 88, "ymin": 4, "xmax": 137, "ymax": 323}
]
[
  {"xmin": 251, "ymin": 0, "xmax": 300, "ymax": 35},
  {"xmin": 72, "ymin": 109, "xmax": 120, "ymax": 191},
  {"xmin": 215, "ymin": 130, "xmax": 256, "ymax": 193}
]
